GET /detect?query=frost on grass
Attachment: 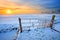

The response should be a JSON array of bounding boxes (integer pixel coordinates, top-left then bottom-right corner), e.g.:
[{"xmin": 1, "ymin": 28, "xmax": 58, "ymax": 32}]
[{"xmin": 0, "ymin": 14, "xmax": 60, "ymax": 40}]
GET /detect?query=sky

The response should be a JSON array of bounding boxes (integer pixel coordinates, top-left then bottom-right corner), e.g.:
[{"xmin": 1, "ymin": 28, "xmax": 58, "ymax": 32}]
[
  {"xmin": 0, "ymin": 0, "xmax": 60, "ymax": 24},
  {"xmin": 0, "ymin": 0, "xmax": 60, "ymax": 14}
]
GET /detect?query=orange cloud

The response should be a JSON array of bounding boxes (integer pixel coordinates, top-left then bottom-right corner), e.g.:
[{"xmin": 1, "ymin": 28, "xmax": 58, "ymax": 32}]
[{"xmin": 0, "ymin": 0, "xmax": 49, "ymax": 14}]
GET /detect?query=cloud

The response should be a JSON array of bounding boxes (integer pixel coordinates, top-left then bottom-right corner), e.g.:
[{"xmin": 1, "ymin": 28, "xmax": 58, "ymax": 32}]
[
  {"xmin": 0, "ymin": 0, "xmax": 50, "ymax": 14},
  {"xmin": 8, "ymin": 0, "xmax": 60, "ymax": 9},
  {"xmin": 0, "ymin": 0, "xmax": 59, "ymax": 14},
  {"xmin": 0, "ymin": 0, "xmax": 60, "ymax": 9}
]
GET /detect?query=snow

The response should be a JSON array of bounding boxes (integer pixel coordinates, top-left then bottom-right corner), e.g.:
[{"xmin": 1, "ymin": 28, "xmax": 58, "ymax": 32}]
[
  {"xmin": 17, "ymin": 28, "xmax": 60, "ymax": 40},
  {"xmin": 0, "ymin": 28, "xmax": 60, "ymax": 40},
  {"xmin": 0, "ymin": 14, "xmax": 60, "ymax": 40},
  {"xmin": 0, "ymin": 30, "xmax": 17, "ymax": 40}
]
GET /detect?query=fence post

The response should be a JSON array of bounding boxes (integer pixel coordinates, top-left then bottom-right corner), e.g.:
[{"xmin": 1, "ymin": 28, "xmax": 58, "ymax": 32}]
[
  {"xmin": 18, "ymin": 18, "xmax": 22, "ymax": 33},
  {"xmin": 13, "ymin": 18, "xmax": 22, "ymax": 40},
  {"xmin": 50, "ymin": 15, "xmax": 55, "ymax": 29}
]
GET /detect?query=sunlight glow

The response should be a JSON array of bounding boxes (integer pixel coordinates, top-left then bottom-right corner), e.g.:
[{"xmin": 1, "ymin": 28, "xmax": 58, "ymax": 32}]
[{"xmin": 6, "ymin": 9, "xmax": 12, "ymax": 14}]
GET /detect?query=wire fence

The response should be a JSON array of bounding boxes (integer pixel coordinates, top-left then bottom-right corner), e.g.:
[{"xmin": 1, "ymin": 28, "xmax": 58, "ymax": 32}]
[
  {"xmin": 0, "ymin": 16, "xmax": 51, "ymax": 32},
  {"xmin": 21, "ymin": 18, "xmax": 51, "ymax": 30}
]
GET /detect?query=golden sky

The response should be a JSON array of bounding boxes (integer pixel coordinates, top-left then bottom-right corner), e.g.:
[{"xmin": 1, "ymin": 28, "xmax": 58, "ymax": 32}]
[{"xmin": 0, "ymin": 0, "xmax": 51, "ymax": 14}]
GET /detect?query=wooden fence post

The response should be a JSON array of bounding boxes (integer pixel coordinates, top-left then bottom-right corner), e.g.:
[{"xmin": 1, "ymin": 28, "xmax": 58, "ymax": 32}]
[
  {"xmin": 13, "ymin": 18, "xmax": 22, "ymax": 40},
  {"xmin": 50, "ymin": 15, "xmax": 55, "ymax": 29},
  {"xmin": 49, "ymin": 15, "xmax": 60, "ymax": 33},
  {"xmin": 18, "ymin": 18, "xmax": 22, "ymax": 33}
]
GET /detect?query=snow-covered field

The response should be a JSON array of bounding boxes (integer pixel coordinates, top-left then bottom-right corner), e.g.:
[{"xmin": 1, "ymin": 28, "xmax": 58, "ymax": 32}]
[{"xmin": 0, "ymin": 14, "xmax": 60, "ymax": 40}]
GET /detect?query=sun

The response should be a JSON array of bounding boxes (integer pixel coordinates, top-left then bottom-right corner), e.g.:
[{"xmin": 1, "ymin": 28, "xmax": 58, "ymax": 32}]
[{"xmin": 6, "ymin": 9, "xmax": 12, "ymax": 14}]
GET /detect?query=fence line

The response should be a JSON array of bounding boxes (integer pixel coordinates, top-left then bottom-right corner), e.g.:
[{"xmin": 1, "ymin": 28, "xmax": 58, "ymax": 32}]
[{"xmin": 0, "ymin": 16, "xmax": 52, "ymax": 31}]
